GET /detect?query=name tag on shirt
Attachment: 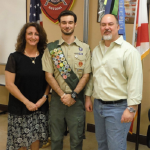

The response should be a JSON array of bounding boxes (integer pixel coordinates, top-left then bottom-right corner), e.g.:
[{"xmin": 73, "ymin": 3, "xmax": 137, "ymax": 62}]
[{"xmin": 74, "ymin": 53, "xmax": 83, "ymax": 55}]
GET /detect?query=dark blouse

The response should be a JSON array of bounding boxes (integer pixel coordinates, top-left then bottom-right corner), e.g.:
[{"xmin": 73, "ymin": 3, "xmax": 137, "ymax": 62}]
[{"xmin": 5, "ymin": 52, "xmax": 49, "ymax": 115}]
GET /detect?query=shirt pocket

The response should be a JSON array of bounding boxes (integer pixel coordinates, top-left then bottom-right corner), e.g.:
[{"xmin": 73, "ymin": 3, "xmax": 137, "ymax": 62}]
[{"xmin": 74, "ymin": 55, "xmax": 86, "ymax": 79}]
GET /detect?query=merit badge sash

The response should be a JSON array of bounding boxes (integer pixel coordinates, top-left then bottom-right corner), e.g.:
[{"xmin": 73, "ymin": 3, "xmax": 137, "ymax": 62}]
[{"xmin": 47, "ymin": 41, "xmax": 79, "ymax": 91}]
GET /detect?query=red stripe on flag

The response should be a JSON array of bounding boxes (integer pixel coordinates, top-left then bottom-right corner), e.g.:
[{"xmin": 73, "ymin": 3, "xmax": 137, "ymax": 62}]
[
  {"xmin": 40, "ymin": 22, "xmax": 43, "ymax": 27},
  {"xmin": 136, "ymin": 23, "xmax": 149, "ymax": 47}
]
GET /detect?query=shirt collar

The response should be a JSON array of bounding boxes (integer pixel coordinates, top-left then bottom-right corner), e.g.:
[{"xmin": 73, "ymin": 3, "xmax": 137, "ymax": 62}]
[
  {"xmin": 114, "ymin": 35, "xmax": 124, "ymax": 45},
  {"xmin": 100, "ymin": 35, "xmax": 124, "ymax": 47},
  {"xmin": 58, "ymin": 36, "xmax": 82, "ymax": 47}
]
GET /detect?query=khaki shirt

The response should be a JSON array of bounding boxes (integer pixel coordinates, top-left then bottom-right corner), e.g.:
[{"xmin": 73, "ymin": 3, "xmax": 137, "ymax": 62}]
[
  {"xmin": 42, "ymin": 37, "xmax": 91, "ymax": 93},
  {"xmin": 85, "ymin": 36, "xmax": 143, "ymax": 106}
]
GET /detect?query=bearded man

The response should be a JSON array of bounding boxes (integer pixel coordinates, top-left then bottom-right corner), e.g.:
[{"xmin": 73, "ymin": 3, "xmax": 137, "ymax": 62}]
[{"xmin": 85, "ymin": 14, "xmax": 143, "ymax": 150}]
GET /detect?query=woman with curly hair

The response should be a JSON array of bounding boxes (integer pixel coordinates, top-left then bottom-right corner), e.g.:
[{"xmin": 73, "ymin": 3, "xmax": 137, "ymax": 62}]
[{"xmin": 5, "ymin": 22, "xmax": 50, "ymax": 150}]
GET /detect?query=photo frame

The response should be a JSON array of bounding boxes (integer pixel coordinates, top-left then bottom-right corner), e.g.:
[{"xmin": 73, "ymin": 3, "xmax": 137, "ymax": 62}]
[
  {"xmin": 97, "ymin": 0, "xmax": 105, "ymax": 23},
  {"xmin": 97, "ymin": 0, "xmax": 150, "ymax": 24},
  {"xmin": 124, "ymin": 0, "xmax": 137, "ymax": 24}
]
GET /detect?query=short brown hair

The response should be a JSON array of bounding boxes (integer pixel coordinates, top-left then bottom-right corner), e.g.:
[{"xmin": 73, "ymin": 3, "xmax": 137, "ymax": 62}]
[
  {"xmin": 58, "ymin": 10, "xmax": 77, "ymax": 23},
  {"xmin": 15, "ymin": 22, "xmax": 47, "ymax": 54}
]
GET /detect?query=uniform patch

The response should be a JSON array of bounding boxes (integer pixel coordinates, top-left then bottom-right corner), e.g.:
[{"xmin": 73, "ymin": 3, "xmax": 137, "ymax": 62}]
[
  {"xmin": 79, "ymin": 62, "xmax": 83, "ymax": 67},
  {"xmin": 77, "ymin": 69, "xmax": 83, "ymax": 72},
  {"xmin": 79, "ymin": 47, "xmax": 83, "ymax": 51}
]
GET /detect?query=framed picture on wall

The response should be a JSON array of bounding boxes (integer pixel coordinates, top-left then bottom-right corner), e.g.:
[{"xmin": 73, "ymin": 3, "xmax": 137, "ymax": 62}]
[
  {"xmin": 97, "ymin": 0, "xmax": 150, "ymax": 24},
  {"xmin": 97, "ymin": 0, "xmax": 105, "ymax": 23},
  {"xmin": 125, "ymin": 0, "xmax": 150, "ymax": 24},
  {"xmin": 124, "ymin": 0, "xmax": 137, "ymax": 24}
]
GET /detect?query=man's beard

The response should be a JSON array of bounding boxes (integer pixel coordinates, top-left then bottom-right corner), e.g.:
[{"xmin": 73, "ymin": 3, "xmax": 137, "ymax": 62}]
[
  {"xmin": 103, "ymin": 34, "xmax": 112, "ymax": 40},
  {"xmin": 61, "ymin": 29, "xmax": 74, "ymax": 35}
]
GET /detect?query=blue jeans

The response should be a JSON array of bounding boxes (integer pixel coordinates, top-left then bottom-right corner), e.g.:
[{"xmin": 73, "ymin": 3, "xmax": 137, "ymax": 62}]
[{"xmin": 94, "ymin": 99, "xmax": 131, "ymax": 150}]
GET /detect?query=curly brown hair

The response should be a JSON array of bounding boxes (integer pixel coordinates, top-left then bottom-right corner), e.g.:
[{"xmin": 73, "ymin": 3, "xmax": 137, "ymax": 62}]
[{"xmin": 15, "ymin": 22, "xmax": 47, "ymax": 54}]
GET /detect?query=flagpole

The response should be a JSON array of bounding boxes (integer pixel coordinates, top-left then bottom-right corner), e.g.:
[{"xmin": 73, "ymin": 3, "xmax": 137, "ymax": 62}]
[
  {"xmin": 135, "ymin": 59, "xmax": 144, "ymax": 150},
  {"xmin": 83, "ymin": 0, "xmax": 89, "ymax": 44},
  {"xmin": 135, "ymin": 104, "xmax": 141, "ymax": 150}
]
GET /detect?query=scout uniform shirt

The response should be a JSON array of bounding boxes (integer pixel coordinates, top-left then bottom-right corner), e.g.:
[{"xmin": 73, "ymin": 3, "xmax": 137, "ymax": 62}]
[
  {"xmin": 42, "ymin": 37, "xmax": 91, "ymax": 93},
  {"xmin": 85, "ymin": 36, "xmax": 143, "ymax": 106}
]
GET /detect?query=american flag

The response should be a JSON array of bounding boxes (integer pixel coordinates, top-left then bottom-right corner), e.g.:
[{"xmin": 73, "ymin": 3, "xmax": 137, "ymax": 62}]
[{"xmin": 29, "ymin": 0, "xmax": 43, "ymax": 26}]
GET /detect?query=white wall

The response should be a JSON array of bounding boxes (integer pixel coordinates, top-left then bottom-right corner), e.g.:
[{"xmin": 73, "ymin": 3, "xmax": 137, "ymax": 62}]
[{"xmin": 0, "ymin": 0, "xmax": 26, "ymax": 64}]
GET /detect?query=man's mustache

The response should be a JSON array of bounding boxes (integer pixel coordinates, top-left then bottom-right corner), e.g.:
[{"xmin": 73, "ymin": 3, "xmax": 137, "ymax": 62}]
[{"xmin": 104, "ymin": 30, "xmax": 111, "ymax": 33}]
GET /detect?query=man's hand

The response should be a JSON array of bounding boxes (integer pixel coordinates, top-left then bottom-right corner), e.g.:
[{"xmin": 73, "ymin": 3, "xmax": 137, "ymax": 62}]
[
  {"xmin": 61, "ymin": 94, "xmax": 76, "ymax": 107},
  {"xmin": 85, "ymin": 96, "xmax": 93, "ymax": 112},
  {"xmin": 121, "ymin": 108, "xmax": 135, "ymax": 123}
]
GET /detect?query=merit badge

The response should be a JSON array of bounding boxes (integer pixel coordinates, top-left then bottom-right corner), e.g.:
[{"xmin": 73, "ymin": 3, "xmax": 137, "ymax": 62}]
[
  {"xmin": 79, "ymin": 62, "xmax": 83, "ymax": 67},
  {"xmin": 50, "ymin": 50, "xmax": 54, "ymax": 54},
  {"xmin": 66, "ymin": 73, "xmax": 70, "ymax": 77},
  {"xmin": 61, "ymin": 57, "xmax": 65, "ymax": 61},
  {"xmin": 58, "ymin": 60, "xmax": 61, "ymax": 63},
  {"xmin": 60, "ymin": 54, "xmax": 64, "ymax": 57},
  {"xmin": 57, "ymin": 64, "xmax": 60, "ymax": 68},
  {"xmin": 54, "ymin": 49, "xmax": 57, "ymax": 52},
  {"xmin": 63, "ymin": 61, "xmax": 67, "ymax": 65},
  {"xmin": 62, "ymin": 66, "xmax": 65, "ymax": 70},
  {"xmin": 61, "ymin": 71, "xmax": 64, "ymax": 75},
  {"xmin": 53, "ymin": 58, "xmax": 56, "ymax": 61},
  {"xmin": 57, "ymin": 47, "xmax": 61, "ymax": 50},
  {"xmin": 64, "ymin": 70, "xmax": 67, "ymax": 73},
  {"xmin": 59, "ymin": 68, "xmax": 62, "ymax": 72},
  {"xmin": 52, "ymin": 54, "xmax": 55, "ymax": 58},
  {"xmin": 55, "ymin": 61, "xmax": 58, "ymax": 65},
  {"xmin": 65, "ymin": 64, "xmax": 69, "ymax": 68},
  {"xmin": 56, "ymin": 55, "xmax": 59, "ymax": 59},
  {"xmin": 79, "ymin": 47, "xmax": 83, "ymax": 51},
  {"xmin": 60, "ymin": 63, "xmax": 63, "ymax": 67},
  {"xmin": 58, "ymin": 51, "xmax": 62, "ymax": 54},
  {"xmin": 60, "ymin": 54, "xmax": 64, "ymax": 58},
  {"xmin": 54, "ymin": 52, "xmax": 58, "ymax": 56},
  {"xmin": 63, "ymin": 75, "xmax": 67, "ymax": 79},
  {"xmin": 67, "ymin": 68, "xmax": 71, "ymax": 72}
]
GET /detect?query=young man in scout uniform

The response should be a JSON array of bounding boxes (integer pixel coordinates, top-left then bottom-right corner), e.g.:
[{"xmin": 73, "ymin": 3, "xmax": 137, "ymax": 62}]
[
  {"xmin": 85, "ymin": 14, "xmax": 143, "ymax": 150},
  {"xmin": 42, "ymin": 10, "xmax": 91, "ymax": 150}
]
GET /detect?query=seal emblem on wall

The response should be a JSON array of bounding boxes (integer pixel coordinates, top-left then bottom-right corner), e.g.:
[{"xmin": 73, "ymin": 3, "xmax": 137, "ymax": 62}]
[{"xmin": 41, "ymin": 0, "xmax": 75, "ymax": 23}]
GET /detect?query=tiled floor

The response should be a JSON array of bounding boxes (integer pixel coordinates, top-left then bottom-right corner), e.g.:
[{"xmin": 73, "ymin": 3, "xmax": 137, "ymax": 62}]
[{"xmin": 0, "ymin": 113, "xmax": 149, "ymax": 150}]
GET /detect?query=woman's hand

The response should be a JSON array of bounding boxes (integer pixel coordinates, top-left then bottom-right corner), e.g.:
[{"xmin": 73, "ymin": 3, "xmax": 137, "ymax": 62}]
[
  {"xmin": 36, "ymin": 96, "xmax": 47, "ymax": 108},
  {"xmin": 25, "ymin": 100, "xmax": 38, "ymax": 111}
]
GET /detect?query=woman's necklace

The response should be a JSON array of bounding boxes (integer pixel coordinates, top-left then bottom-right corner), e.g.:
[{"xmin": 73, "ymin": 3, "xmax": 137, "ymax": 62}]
[{"xmin": 25, "ymin": 51, "xmax": 38, "ymax": 64}]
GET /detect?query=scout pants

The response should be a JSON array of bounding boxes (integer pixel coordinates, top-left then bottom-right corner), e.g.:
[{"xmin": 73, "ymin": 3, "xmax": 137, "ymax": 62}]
[{"xmin": 49, "ymin": 91, "xmax": 85, "ymax": 150}]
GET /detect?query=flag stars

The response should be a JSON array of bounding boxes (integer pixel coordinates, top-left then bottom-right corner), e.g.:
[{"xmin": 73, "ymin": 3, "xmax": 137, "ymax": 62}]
[
  {"xmin": 34, "ymin": 5, "xmax": 36, "ymax": 8},
  {"xmin": 33, "ymin": 13, "xmax": 36, "ymax": 17},
  {"xmin": 30, "ymin": 4, "xmax": 32, "ymax": 7},
  {"xmin": 37, "ymin": 3, "xmax": 39, "ymax": 7}
]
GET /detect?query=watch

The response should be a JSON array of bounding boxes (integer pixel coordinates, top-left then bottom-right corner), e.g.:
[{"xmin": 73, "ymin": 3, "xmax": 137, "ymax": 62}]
[
  {"xmin": 43, "ymin": 94, "xmax": 48, "ymax": 99},
  {"xmin": 127, "ymin": 107, "xmax": 136, "ymax": 113},
  {"xmin": 71, "ymin": 91, "xmax": 78, "ymax": 100}
]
